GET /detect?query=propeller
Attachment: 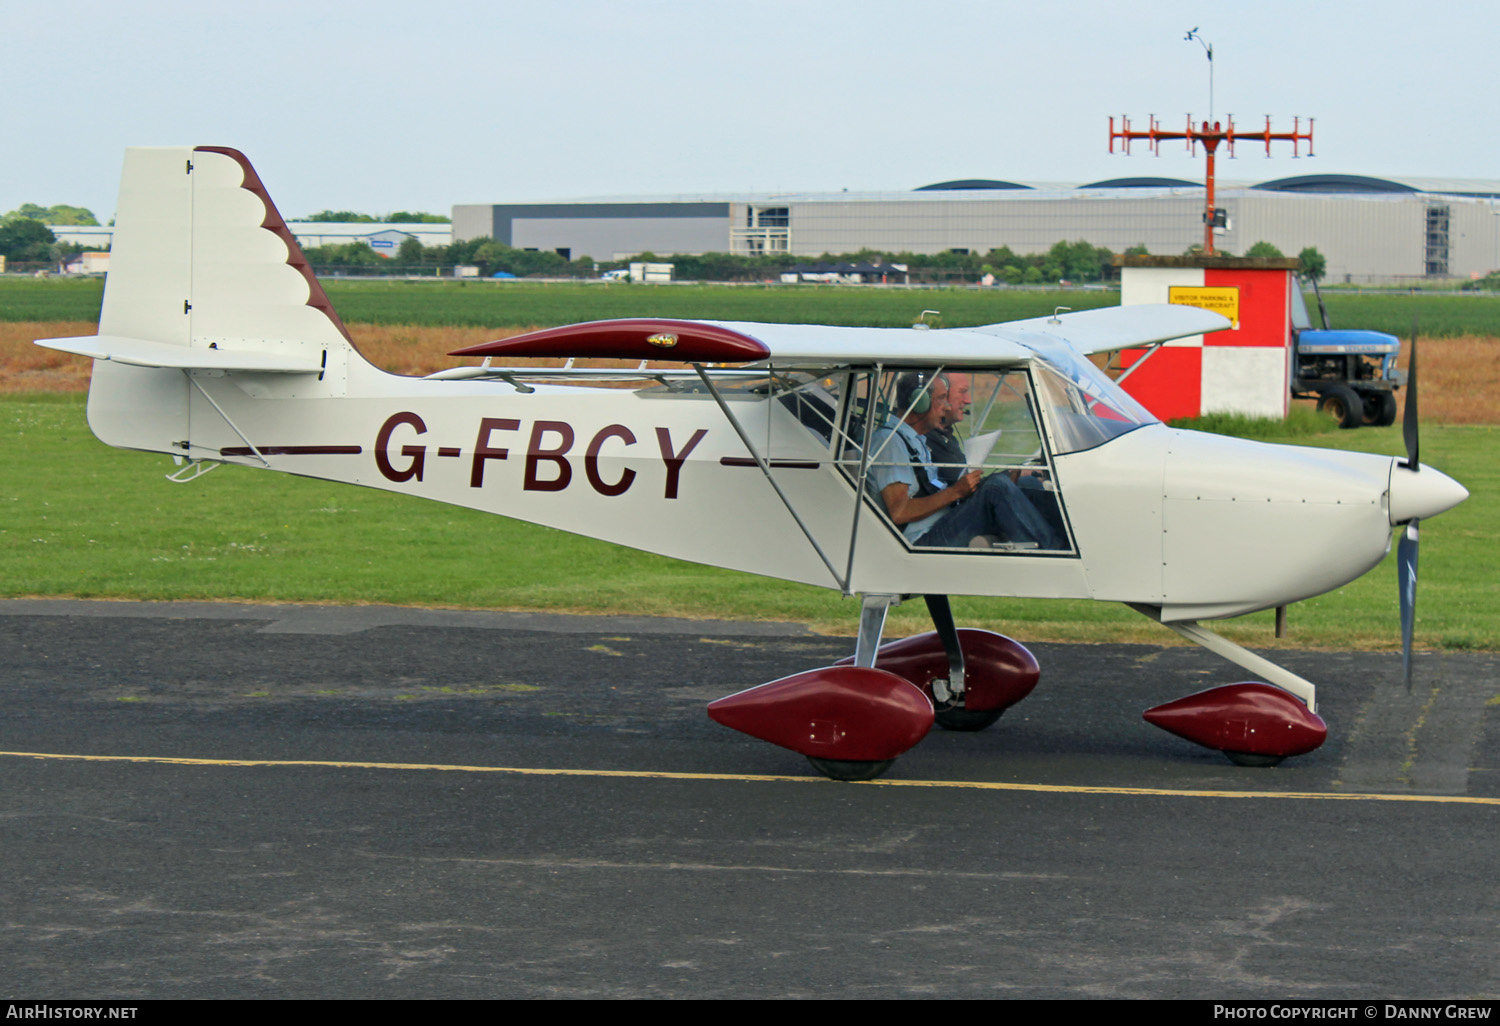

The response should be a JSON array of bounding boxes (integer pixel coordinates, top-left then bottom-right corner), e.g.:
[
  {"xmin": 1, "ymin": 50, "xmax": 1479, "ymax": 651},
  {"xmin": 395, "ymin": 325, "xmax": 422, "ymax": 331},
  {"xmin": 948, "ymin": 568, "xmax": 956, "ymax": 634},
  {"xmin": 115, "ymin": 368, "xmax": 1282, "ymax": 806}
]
[{"xmin": 1396, "ymin": 321, "xmax": 1420, "ymax": 691}]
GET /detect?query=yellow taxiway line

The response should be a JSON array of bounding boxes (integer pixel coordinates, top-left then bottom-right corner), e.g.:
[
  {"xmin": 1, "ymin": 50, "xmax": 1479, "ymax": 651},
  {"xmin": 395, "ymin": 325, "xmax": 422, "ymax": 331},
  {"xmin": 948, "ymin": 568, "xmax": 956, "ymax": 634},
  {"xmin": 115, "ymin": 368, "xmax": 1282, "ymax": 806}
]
[{"xmin": 2, "ymin": 749, "xmax": 1497, "ymax": 806}]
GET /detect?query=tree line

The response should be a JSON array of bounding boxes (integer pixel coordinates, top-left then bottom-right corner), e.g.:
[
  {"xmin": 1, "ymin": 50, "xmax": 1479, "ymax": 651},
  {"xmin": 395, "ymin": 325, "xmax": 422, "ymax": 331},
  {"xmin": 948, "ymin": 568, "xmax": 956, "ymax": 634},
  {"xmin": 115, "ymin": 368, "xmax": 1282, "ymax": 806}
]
[
  {"xmin": 0, "ymin": 196, "xmax": 1327, "ymax": 284},
  {"xmin": 302, "ymin": 237, "xmax": 1130, "ymax": 283},
  {"xmin": 301, "ymin": 235, "xmax": 1328, "ymax": 284}
]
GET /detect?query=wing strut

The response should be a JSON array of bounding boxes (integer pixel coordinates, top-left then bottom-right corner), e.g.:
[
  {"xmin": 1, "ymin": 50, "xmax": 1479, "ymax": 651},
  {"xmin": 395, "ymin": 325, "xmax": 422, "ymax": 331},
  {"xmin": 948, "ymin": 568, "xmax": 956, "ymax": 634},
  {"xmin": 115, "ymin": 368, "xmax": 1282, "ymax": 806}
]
[
  {"xmin": 1108, "ymin": 341, "xmax": 1167, "ymax": 386},
  {"xmin": 841, "ymin": 363, "xmax": 883, "ymax": 594},
  {"xmin": 691, "ymin": 365, "xmax": 846, "ymax": 591}
]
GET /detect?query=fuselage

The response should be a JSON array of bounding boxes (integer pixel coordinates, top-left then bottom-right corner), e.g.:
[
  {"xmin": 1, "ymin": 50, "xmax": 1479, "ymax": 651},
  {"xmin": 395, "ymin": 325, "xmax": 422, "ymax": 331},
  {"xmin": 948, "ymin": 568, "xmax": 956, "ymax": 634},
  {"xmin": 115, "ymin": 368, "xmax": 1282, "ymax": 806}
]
[{"xmin": 104, "ymin": 347, "xmax": 1462, "ymax": 623}]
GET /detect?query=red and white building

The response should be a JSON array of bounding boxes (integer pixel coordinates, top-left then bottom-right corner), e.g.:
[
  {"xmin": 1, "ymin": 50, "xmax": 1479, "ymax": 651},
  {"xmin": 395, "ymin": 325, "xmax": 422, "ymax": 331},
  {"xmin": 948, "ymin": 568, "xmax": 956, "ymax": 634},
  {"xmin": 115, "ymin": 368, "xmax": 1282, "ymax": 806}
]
[{"xmin": 1116, "ymin": 255, "xmax": 1298, "ymax": 422}]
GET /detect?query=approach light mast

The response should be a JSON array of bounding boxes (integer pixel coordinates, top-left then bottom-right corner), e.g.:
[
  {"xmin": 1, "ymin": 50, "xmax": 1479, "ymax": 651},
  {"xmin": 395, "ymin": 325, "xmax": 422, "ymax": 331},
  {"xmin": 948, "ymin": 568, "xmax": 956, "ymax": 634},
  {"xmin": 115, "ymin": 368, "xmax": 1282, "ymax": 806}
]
[{"xmin": 1108, "ymin": 114, "xmax": 1315, "ymax": 256}]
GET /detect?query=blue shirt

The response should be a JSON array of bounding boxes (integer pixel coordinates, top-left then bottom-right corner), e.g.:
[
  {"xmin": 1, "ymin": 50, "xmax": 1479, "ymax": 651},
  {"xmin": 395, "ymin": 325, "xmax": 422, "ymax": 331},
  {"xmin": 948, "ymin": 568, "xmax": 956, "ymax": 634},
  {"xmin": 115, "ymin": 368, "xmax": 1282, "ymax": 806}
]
[{"xmin": 869, "ymin": 420, "xmax": 949, "ymax": 541}]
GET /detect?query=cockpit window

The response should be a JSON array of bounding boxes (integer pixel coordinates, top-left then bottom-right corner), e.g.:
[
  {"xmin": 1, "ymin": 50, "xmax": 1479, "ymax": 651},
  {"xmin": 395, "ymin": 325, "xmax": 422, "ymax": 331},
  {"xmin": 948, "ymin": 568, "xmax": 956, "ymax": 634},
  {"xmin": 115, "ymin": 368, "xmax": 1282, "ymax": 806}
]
[
  {"xmin": 1029, "ymin": 344, "xmax": 1158, "ymax": 454},
  {"xmin": 829, "ymin": 366, "xmax": 1073, "ymax": 553}
]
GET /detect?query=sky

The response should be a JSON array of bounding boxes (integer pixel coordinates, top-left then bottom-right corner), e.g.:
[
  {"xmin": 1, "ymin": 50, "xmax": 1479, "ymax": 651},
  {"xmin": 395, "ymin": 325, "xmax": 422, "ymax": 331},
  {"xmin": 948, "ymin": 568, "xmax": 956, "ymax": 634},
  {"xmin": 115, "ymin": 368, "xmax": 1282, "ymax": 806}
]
[{"xmin": 5, "ymin": 0, "xmax": 1496, "ymax": 223}]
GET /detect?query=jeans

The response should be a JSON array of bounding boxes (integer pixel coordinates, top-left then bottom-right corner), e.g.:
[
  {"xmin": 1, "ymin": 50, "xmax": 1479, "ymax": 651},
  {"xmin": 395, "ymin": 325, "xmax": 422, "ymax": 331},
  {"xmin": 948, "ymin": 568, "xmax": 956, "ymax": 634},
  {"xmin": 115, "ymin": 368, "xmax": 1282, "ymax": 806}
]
[{"xmin": 914, "ymin": 474, "xmax": 1064, "ymax": 550}]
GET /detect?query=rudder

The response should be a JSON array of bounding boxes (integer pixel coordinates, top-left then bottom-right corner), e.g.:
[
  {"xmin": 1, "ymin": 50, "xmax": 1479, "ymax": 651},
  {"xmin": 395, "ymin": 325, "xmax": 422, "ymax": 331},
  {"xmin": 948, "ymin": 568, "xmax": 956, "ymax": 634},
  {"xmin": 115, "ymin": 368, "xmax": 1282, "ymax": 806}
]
[{"xmin": 64, "ymin": 146, "xmax": 365, "ymax": 456}]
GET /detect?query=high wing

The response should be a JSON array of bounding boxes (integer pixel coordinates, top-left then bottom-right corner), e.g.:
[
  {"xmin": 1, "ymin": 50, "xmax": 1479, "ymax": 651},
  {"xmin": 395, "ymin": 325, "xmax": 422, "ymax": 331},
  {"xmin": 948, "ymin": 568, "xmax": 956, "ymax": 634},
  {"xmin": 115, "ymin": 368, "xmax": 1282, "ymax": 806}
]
[
  {"xmin": 447, "ymin": 303, "xmax": 1230, "ymax": 370},
  {"xmin": 971, "ymin": 303, "xmax": 1230, "ymax": 356}
]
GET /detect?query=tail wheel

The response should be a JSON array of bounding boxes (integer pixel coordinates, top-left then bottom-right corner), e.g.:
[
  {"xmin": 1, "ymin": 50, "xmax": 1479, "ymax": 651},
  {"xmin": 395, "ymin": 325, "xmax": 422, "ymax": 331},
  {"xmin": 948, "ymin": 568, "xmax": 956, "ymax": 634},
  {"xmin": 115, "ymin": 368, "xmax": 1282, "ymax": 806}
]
[{"xmin": 1317, "ymin": 384, "xmax": 1362, "ymax": 429}]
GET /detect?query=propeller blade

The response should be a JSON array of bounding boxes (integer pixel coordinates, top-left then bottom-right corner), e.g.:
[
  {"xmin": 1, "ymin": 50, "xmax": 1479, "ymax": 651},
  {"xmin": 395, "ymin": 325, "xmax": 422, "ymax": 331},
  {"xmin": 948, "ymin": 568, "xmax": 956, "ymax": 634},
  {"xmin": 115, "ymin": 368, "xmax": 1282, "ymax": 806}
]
[
  {"xmin": 1398, "ymin": 519, "xmax": 1419, "ymax": 692},
  {"xmin": 1402, "ymin": 322, "xmax": 1419, "ymax": 470},
  {"xmin": 1397, "ymin": 323, "xmax": 1421, "ymax": 691}
]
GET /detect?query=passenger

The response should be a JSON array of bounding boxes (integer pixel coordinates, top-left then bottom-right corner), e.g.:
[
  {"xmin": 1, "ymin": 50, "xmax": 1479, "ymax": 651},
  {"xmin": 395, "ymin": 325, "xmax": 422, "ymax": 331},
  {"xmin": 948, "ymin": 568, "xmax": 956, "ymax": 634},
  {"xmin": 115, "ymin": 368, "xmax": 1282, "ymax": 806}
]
[
  {"xmin": 927, "ymin": 371, "xmax": 1067, "ymax": 541},
  {"xmin": 870, "ymin": 372, "xmax": 1063, "ymax": 550},
  {"xmin": 926, "ymin": 371, "xmax": 971, "ymax": 486}
]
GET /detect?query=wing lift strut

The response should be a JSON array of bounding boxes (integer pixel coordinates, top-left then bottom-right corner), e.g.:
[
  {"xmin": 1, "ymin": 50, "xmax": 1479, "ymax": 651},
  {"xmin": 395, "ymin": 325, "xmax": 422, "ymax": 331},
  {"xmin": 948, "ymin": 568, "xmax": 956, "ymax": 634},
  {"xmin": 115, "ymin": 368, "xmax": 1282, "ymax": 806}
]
[
  {"xmin": 693, "ymin": 363, "xmax": 971, "ymax": 706},
  {"xmin": 693, "ymin": 364, "xmax": 848, "ymax": 592}
]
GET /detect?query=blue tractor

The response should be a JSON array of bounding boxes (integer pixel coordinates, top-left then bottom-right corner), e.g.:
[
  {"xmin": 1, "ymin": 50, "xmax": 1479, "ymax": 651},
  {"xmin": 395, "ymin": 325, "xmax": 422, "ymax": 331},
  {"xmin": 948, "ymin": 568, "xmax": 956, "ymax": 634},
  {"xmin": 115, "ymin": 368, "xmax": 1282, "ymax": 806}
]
[{"xmin": 1291, "ymin": 277, "xmax": 1403, "ymax": 429}]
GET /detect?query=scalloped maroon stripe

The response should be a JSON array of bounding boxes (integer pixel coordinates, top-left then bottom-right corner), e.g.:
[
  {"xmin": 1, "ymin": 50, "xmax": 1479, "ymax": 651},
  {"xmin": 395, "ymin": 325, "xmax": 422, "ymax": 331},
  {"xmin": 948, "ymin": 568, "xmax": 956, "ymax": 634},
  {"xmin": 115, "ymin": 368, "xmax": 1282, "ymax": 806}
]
[
  {"xmin": 449, "ymin": 319, "xmax": 771, "ymax": 363},
  {"xmin": 194, "ymin": 146, "xmax": 353, "ymax": 343}
]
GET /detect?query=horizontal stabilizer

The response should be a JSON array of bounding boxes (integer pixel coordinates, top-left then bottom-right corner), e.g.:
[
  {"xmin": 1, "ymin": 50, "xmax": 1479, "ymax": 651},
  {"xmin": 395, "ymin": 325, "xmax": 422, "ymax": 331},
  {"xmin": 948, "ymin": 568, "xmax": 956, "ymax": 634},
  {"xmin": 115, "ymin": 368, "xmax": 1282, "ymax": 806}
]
[{"xmin": 36, "ymin": 335, "xmax": 322, "ymax": 373}]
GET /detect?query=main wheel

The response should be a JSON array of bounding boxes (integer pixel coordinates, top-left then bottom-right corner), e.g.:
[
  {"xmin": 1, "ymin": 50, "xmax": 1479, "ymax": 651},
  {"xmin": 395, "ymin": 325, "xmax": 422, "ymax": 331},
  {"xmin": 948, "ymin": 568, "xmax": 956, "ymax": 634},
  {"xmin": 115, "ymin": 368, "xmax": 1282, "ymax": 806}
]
[
  {"xmin": 1224, "ymin": 751, "xmax": 1285, "ymax": 768},
  {"xmin": 934, "ymin": 705, "xmax": 1004, "ymax": 732},
  {"xmin": 807, "ymin": 756, "xmax": 896, "ymax": 781},
  {"xmin": 1317, "ymin": 384, "xmax": 1362, "ymax": 429}
]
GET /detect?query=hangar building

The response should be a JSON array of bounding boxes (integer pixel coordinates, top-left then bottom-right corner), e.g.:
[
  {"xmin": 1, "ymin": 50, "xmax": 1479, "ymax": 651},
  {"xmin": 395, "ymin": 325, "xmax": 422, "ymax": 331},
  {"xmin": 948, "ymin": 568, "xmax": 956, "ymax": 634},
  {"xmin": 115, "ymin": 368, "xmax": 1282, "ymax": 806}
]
[{"xmin": 453, "ymin": 175, "xmax": 1500, "ymax": 282}]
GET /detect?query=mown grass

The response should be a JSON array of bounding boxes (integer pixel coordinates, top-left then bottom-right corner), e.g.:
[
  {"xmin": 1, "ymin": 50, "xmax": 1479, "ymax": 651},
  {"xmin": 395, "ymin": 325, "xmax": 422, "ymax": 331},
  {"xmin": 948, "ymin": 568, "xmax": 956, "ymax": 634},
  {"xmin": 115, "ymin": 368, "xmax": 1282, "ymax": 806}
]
[
  {"xmin": 7, "ymin": 276, "xmax": 1500, "ymax": 336},
  {"xmin": 0, "ymin": 277, "xmax": 1120, "ymax": 329},
  {"xmin": 1169, "ymin": 405, "xmax": 1335, "ymax": 438},
  {"xmin": 1310, "ymin": 291, "xmax": 1500, "ymax": 340},
  {"xmin": 2, "ymin": 394, "xmax": 1491, "ymax": 651}
]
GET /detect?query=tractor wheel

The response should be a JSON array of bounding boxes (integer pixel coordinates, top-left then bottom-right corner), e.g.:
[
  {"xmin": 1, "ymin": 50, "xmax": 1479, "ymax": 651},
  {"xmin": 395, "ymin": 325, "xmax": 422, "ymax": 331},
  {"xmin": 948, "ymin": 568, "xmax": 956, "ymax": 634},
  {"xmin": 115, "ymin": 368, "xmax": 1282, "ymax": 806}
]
[
  {"xmin": 1317, "ymin": 384, "xmax": 1362, "ymax": 429},
  {"xmin": 1369, "ymin": 390, "xmax": 1398, "ymax": 427}
]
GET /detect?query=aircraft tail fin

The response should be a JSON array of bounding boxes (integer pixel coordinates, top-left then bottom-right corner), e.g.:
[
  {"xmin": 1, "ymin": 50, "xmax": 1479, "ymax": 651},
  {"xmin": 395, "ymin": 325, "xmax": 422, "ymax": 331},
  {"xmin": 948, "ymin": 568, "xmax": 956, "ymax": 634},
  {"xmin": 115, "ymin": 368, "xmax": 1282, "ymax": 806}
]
[{"xmin": 40, "ymin": 146, "xmax": 369, "ymax": 455}]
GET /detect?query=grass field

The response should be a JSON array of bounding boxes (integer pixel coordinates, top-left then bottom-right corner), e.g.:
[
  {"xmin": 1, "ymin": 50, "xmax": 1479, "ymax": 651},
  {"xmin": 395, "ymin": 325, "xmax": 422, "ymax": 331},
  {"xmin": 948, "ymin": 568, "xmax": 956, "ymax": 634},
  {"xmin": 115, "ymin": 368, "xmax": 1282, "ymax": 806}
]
[
  {"xmin": 1, "ymin": 393, "xmax": 1491, "ymax": 651},
  {"xmin": 5, "ymin": 276, "xmax": 1500, "ymax": 335}
]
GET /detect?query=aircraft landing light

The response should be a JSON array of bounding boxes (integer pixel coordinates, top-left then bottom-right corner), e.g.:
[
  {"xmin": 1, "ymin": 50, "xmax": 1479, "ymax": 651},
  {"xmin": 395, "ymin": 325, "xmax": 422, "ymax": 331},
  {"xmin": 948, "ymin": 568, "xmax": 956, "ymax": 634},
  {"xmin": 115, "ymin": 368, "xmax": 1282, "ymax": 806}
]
[{"xmin": 3, "ymin": 749, "xmax": 1497, "ymax": 807}]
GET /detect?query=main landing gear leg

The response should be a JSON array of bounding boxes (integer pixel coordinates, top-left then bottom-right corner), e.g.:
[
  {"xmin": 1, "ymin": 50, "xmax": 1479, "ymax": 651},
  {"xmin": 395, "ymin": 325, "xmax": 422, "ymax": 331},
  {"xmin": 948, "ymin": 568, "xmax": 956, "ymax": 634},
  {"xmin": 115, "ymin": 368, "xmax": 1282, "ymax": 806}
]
[
  {"xmin": 1130, "ymin": 604, "xmax": 1328, "ymax": 766},
  {"xmin": 853, "ymin": 593, "xmax": 897, "ymax": 667},
  {"xmin": 924, "ymin": 596, "xmax": 1000, "ymax": 732},
  {"xmin": 808, "ymin": 595, "xmax": 905, "ymax": 781}
]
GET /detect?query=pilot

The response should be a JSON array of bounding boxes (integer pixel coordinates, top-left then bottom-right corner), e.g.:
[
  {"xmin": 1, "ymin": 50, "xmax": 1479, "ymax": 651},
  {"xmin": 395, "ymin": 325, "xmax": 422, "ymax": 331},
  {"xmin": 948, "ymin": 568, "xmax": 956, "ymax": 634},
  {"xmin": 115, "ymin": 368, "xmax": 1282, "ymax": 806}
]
[{"xmin": 871, "ymin": 372, "xmax": 1063, "ymax": 550}]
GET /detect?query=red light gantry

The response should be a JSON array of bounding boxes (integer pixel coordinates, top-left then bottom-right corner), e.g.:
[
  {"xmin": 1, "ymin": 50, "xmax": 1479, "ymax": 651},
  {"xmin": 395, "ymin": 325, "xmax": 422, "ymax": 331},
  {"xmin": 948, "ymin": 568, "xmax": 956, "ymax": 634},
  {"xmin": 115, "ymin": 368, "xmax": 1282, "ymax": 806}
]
[{"xmin": 1108, "ymin": 114, "xmax": 1314, "ymax": 256}]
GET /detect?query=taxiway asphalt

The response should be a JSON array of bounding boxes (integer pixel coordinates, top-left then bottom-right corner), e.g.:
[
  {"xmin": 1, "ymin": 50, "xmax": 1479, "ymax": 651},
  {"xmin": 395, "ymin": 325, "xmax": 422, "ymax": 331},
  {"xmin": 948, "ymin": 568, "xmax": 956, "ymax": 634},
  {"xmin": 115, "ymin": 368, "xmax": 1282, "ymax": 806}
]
[{"xmin": 2, "ymin": 599, "xmax": 1497, "ymax": 999}]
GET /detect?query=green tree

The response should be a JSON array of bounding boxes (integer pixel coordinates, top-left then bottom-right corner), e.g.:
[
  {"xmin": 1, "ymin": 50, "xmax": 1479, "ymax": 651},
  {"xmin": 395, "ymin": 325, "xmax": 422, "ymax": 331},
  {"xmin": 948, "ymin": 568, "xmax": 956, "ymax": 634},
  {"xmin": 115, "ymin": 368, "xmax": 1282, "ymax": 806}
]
[
  {"xmin": 305, "ymin": 210, "xmax": 377, "ymax": 223},
  {"xmin": 1245, "ymin": 241, "xmax": 1286, "ymax": 259},
  {"xmin": 387, "ymin": 211, "xmax": 451, "ymax": 223},
  {"xmin": 0, "ymin": 217, "xmax": 57, "ymax": 260},
  {"xmin": 9, "ymin": 203, "xmax": 98, "ymax": 225},
  {"xmin": 1297, "ymin": 246, "xmax": 1327, "ymax": 282},
  {"xmin": 301, "ymin": 241, "xmax": 384, "ymax": 267},
  {"xmin": 396, "ymin": 236, "xmax": 425, "ymax": 264}
]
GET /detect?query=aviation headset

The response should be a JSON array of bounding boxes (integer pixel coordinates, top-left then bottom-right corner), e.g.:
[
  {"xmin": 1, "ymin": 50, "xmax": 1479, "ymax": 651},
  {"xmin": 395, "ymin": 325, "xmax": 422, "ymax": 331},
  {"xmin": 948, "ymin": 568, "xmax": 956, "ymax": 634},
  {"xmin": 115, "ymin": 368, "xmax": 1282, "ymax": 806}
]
[{"xmin": 895, "ymin": 371, "xmax": 946, "ymax": 416}]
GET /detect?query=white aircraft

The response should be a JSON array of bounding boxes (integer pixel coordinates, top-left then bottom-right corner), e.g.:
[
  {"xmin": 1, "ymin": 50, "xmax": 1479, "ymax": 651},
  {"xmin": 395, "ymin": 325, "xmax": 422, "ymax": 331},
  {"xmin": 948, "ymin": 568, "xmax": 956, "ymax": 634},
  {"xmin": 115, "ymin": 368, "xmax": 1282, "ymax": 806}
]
[{"xmin": 37, "ymin": 147, "xmax": 1469, "ymax": 780}]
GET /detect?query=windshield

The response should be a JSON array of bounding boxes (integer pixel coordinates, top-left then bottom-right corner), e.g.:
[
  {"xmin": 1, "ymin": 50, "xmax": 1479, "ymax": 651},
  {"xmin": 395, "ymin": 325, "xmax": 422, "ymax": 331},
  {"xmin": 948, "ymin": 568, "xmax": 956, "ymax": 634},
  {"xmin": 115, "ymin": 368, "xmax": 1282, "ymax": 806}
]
[{"xmin": 1027, "ymin": 341, "xmax": 1159, "ymax": 454}]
